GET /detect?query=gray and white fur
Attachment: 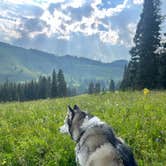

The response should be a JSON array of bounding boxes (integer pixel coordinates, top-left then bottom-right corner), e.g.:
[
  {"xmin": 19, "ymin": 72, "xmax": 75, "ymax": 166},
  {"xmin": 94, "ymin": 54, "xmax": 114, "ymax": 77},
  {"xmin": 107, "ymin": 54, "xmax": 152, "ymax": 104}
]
[{"xmin": 60, "ymin": 105, "xmax": 137, "ymax": 166}]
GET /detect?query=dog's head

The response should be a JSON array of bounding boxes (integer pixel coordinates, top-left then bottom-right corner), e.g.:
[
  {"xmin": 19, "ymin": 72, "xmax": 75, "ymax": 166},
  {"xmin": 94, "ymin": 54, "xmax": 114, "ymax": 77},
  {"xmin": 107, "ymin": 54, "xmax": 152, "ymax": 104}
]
[
  {"xmin": 60, "ymin": 105, "xmax": 104, "ymax": 142},
  {"xmin": 59, "ymin": 105, "xmax": 92, "ymax": 141}
]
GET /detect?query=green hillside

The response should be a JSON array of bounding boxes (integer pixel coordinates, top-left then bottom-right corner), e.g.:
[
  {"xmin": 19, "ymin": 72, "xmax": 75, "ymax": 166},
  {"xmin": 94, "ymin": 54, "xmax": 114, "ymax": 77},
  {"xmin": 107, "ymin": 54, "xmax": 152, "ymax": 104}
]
[
  {"xmin": 0, "ymin": 91, "xmax": 165, "ymax": 165},
  {"xmin": 0, "ymin": 42, "xmax": 127, "ymax": 84}
]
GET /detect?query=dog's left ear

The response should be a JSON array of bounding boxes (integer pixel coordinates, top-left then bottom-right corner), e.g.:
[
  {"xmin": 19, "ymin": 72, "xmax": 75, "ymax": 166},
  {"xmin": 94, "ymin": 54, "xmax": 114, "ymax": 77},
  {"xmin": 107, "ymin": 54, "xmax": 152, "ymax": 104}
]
[{"xmin": 68, "ymin": 105, "xmax": 75, "ymax": 117}]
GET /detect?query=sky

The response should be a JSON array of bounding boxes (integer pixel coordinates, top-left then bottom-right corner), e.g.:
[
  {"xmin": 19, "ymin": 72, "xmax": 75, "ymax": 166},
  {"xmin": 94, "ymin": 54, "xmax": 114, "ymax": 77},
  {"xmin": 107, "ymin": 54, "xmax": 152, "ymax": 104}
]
[{"xmin": 0, "ymin": 0, "xmax": 166, "ymax": 62}]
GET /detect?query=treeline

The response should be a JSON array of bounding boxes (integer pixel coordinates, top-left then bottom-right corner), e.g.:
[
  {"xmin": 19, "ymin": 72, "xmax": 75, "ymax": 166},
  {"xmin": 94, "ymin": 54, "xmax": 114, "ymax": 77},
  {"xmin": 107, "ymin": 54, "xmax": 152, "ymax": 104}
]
[
  {"xmin": 121, "ymin": 0, "xmax": 166, "ymax": 90},
  {"xmin": 0, "ymin": 69, "xmax": 76, "ymax": 102},
  {"xmin": 88, "ymin": 79, "xmax": 115, "ymax": 94}
]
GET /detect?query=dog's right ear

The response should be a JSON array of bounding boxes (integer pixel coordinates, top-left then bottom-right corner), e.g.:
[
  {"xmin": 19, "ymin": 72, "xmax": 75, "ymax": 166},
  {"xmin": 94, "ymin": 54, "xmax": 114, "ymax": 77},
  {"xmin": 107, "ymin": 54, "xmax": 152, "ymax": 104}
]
[
  {"xmin": 68, "ymin": 105, "xmax": 75, "ymax": 117},
  {"xmin": 73, "ymin": 105, "xmax": 81, "ymax": 111}
]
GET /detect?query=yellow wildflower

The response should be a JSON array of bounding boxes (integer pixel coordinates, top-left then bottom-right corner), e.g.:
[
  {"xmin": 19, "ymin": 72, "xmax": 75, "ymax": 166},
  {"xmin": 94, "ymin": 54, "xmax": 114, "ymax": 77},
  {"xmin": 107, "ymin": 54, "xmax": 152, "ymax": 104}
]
[
  {"xmin": 2, "ymin": 160, "xmax": 6, "ymax": 165},
  {"xmin": 143, "ymin": 88, "xmax": 150, "ymax": 95}
]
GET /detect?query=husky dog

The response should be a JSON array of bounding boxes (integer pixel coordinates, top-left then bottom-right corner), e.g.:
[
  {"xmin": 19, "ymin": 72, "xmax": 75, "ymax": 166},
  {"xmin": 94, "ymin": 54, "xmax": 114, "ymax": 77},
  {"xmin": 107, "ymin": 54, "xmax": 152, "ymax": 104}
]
[{"xmin": 60, "ymin": 105, "xmax": 137, "ymax": 166}]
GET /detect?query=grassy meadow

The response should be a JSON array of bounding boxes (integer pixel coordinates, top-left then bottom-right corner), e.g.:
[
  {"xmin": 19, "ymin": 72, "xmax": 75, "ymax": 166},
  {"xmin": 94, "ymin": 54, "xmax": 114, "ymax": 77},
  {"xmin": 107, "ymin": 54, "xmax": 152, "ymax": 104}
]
[{"xmin": 0, "ymin": 91, "xmax": 166, "ymax": 166}]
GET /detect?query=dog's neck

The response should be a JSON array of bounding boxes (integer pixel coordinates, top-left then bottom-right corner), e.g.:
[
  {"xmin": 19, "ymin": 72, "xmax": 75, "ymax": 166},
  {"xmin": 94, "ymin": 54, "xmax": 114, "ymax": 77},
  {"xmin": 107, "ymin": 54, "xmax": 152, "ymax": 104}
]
[
  {"xmin": 81, "ymin": 116, "xmax": 105, "ymax": 130},
  {"xmin": 74, "ymin": 116, "xmax": 105, "ymax": 143}
]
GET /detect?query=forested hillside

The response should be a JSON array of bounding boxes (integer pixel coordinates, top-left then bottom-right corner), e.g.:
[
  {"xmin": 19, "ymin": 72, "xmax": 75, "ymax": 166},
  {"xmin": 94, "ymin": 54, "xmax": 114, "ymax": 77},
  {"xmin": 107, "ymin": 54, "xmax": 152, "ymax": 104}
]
[{"xmin": 0, "ymin": 42, "xmax": 127, "ymax": 84}]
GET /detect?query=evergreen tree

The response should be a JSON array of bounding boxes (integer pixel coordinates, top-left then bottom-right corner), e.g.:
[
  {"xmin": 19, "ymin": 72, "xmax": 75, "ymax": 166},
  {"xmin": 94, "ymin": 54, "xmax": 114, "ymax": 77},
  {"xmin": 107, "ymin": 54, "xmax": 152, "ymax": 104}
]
[
  {"xmin": 102, "ymin": 87, "xmax": 105, "ymax": 92},
  {"xmin": 24, "ymin": 82, "xmax": 29, "ymax": 100},
  {"xmin": 46, "ymin": 76, "xmax": 51, "ymax": 97},
  {"xmin": 57, "ymin": 69, "xmax": 67, "ymax": 97},
  {"xmin": 109, "ymin": 80, "xmax": 115, "ymax": 92},
  {"xmin": 139, "ymin": 0, "xmax": 161, "ymax": 89},
  {"xmin": 95, "ymin": 82, "xmax": 101, "ymax": 93},
  {"xmin": 17, "ymin": 83, "xmax": 24, "ymax": 101},
  {"xmin": 120, "ymin": 65, "xmax": 130, "ymax": 90},
  {"xmin": 158, "ymin": 33, "xmax": 166, "ymax": 88},
  {"xmin": 11, "ymin": 82, "xmax": 17, "ymax": 101},
  {"xmin": 67, "ymin": 87, "xmax": 77, "ymax": 96},
  {"xmin": 88, "ymin": 82, "xmax": 94, "ymax": 94},
  {"xmin": 0, "ymin": 69, "xmax": 69, "ymax": 102},
  {"xmin": 4, "ymin": 80, "xmax": 10, "ymax": 101},
  {"xmin": 51, "ymin": 69, "xmax": 58, "ymax": 98},
  {"xmin": 121, "ymin": 0, "xmax": 162, "ymax": 89}
]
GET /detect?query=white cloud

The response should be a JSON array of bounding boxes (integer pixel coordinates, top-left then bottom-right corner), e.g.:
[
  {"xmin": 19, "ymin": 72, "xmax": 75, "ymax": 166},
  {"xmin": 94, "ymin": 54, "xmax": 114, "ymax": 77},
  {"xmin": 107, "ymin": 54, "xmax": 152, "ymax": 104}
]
[
  {"xmin": 133, "ymin": 0, "xmax": 144, "ymax": 5},
  {"xmin": 91, "ymin": 0, "xmax": 102, "ymax": 9},
  {"xmin": 0, "ymin": 0, "xmax": 138, "ymax": 46},
  {"xmin": 91, "ymin": 0, "xmax": 129, "ymax": 19},
  {"xmin": 28, "ymin": 27, "xmax": 47, "ymax": 38},
  {"xmin": 128, "ymin": 23, "xmax": 136, "ymax": 31},
  {"xmin": 105, "ymin": 0, "xmax": 129, "ymax": 17},
  {"xmin": 40, "ymin": 9, "xmax": 72, "ymax": 39},
  {"xmin": 99, "ymin": 29, "xmax": 119, "ymax": 45},
  {"xmin": 0, "ymin": 17, "xmax": 21, "ymax": 40},
  {"xmin": 38, "ymin": 0, "xmax": 127, "ymax": 44},
  {"xmin": 1, "ymin": 0, "xmax": 65, "ymax": 10},
  {"xmin": 61, "ymin": 0, "xmax": 85, "ymax": 9},
  {"xmin": 127, "ymin": 23, "xmax": 136, "ymax": 47},
  {"xmin": 119, "ymin": 22, "xmax": 137, "ymax": 48},
  {"xmin": 69, "ymin": 16, "xmax": 99, "ymax": 35}
]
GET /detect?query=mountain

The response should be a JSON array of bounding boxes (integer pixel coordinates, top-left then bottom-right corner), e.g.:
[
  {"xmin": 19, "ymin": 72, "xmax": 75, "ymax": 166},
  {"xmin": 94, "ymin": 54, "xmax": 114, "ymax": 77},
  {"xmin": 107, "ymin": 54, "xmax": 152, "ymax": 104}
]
[{"xmin": 0, "ymin": 42, "xmax": 127, "ymax": 86}]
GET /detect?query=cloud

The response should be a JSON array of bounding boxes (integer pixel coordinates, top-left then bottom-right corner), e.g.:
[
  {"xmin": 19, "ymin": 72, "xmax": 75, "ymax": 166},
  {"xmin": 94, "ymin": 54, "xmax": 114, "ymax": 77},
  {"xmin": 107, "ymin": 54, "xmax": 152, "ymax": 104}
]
[
  {"xmin": 26, "ymin": 18, "xmax": 46, "ymax": 31},
  {"xmin": 0, "ymin": 0, "xmax": 131, "ymax": 45},
  {"xmin": 91, "ymin": 0, "xmax": 129, "ymax": 19},
  {"xmin": 15, "ymin": 4, "xmax": 44, "ymax": 17},
  {"xmin": 99, "ymin": 29, "xmax": 119, "ymax": 45},
  {"xmin": 38, "ymin": 0, "xmax": 130, "ymax": 45},
  {"xmin": 133, "ymin": 0, "xmax": 144, "ymax": 5},
  {"xmin": 40, "ymin": 9, "xmax": 71, "ymax": 39},
  {"xmin": 66, "ymin": 5, "xmax": 93, "ymax": 21},
  {"xmin": 48, "ymin": 3, "xmax": 62, "ymax": 14},
  {"xmin": 0, "ymin": 10, "xmax": 21, "ymax": 41},
  {"xmin": 1, "ymin": 0, "xmax": 65, "ymax": 10},
  {"xmin": 0, "ymin": 0, "xmax": 46, "ymax": 42},
  {"xmin": 61, "ymin": 0, "xmax": 85, "ymax": 9},
  {"xmin": 3, "ymin": 0, "xmax": 166, "ymax": 62},
  {"xmin": 127, "ymin": 23, "xmax": 136, "ymax": 38},
  {"xmin": 119, "ymin": 22, "xmax": 137, "ymax": 47}
]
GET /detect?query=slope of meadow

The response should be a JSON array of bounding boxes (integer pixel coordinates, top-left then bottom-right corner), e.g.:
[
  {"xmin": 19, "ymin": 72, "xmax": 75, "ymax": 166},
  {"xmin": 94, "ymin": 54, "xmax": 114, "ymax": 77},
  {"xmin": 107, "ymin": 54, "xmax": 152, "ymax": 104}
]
[{"xmin": 0, "ymin": 91, "xmax": 165, "ymax": 166}]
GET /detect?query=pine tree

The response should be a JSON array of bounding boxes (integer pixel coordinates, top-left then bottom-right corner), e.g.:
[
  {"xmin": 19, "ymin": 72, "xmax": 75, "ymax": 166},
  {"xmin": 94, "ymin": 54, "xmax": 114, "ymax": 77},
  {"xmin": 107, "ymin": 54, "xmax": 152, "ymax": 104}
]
[
  {"xmin": 158, "ymin": 33, "xmax": 166, "ymax": 88},
  {"xmin": 0, "ymin": 69, "xmax": 70, "ymax": 101},
  {"xmin": 121, "ymin": 0, "xmax": 162, "ymax": 89},
  {"xmin": 17, "ymin": 83, "xmax": 24, "ymax": 101},
  {"xmin": 95, "ymin": 82, "xmax": 101, "ymax": 93},
  {"xmin": 51, "ymin": 69, "xmax": 58, "ymax": 98},
  {"xmin": 57, "ymin": 69, "xmax": 67, "ymax": 97},
  {"xmin": 120, "ymin": 65, "xmax": 130, "ymax": 90},
  {"xmin": 109, "ymin": 80, "xmax": 115, "ymax": 92},
  {"xmin": 4, "ymin": 80, "xmax": 10, "ymax": 101},
  {"xmin": 37, "ymin": 76, "xmax": 47, "ymax": 99},
  {"xmin": 67, "ymin": 87, "xmax": 77, "ymax": 96},
  {"xmin": 88, "ymin": 82, "xmax": 94, "ymax": 94},
  {"xmin": 139, "ymin": 0, "xmax": 161, "ymax": 89},
  {"xmin": 46, "ymin": 76, "xmax": 51, "ymax": 97}
]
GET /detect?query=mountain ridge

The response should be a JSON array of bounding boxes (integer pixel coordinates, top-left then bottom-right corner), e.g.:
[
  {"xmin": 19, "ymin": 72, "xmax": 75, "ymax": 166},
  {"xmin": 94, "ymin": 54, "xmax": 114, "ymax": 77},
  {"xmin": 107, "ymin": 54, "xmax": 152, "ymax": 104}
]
[{"xmin": 0, "ymin": 41, "xmax": 128, "ymax": 86}]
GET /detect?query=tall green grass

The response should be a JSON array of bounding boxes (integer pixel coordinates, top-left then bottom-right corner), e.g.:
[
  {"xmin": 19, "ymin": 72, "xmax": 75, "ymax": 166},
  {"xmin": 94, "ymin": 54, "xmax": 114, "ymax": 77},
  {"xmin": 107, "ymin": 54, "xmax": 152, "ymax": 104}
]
[{"xmin": 0, "ymin": 91, "xmax": 165, "ymax": 165}]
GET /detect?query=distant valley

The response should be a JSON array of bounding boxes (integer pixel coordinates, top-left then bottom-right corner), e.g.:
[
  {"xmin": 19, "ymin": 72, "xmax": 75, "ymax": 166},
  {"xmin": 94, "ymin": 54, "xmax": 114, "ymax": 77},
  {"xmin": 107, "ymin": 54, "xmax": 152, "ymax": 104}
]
[{"xmin": 0, "ymin": 42, "xmax": 127, "ymax": 89}]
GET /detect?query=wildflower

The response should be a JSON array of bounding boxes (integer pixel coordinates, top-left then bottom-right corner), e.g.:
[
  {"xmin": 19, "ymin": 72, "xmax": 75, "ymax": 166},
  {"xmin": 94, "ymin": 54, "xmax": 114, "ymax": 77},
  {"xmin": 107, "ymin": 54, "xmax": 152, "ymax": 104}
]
[
  {"xmin": 115, "ymin": 91, "xmax": 119, "ymax": 94},
  {"xmin": 2, "ymin": 160, "xmax": 6, "ymax": 165},
  {"xmin": 143, "ymin": 88, "xmax": 150, "ymax": 95}
]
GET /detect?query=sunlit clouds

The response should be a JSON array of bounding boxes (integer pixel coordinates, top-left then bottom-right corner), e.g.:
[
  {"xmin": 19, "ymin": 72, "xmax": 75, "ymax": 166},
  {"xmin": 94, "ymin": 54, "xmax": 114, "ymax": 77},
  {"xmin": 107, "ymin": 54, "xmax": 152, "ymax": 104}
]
[
  {"xmin": 0, "ymin": 0, "xmax": 133, "ymax": 44},
  {"xmin": 0, "ymin": 0, "xmax": 165, "ymax": 62}
]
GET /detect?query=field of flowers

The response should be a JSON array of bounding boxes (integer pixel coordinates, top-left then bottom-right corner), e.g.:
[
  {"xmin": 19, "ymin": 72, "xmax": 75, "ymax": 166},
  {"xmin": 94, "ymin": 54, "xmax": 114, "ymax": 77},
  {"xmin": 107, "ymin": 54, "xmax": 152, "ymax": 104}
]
[{"xmin": 0, "ymin": 91, "xmax": 165, "ymax": 166}]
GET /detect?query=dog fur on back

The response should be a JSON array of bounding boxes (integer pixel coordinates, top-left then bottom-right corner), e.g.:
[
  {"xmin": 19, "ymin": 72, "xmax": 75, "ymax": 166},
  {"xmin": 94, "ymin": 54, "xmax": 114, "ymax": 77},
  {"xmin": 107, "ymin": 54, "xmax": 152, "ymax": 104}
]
[{"xmin": 60, "ymin": 105, "xmax": 137, "ymax": 166}]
